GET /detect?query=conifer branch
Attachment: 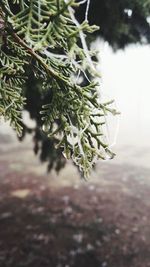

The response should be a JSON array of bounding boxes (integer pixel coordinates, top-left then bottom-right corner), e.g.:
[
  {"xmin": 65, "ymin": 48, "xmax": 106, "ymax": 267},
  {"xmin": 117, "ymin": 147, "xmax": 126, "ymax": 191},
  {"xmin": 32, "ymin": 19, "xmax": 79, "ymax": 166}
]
[
  {"xmin": 0, "ymin": 0, "xmax": 118, "ymax": 177},
  {"xmin": 10, "ymin": 30, "xmax": 69, "ymax": 84}
]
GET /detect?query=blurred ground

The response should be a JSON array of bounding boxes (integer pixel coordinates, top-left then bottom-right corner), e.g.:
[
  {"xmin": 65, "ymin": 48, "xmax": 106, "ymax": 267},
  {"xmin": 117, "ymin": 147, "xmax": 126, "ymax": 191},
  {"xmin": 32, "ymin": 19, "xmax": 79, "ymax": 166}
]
[{"xmin": 0, "ymin": 125, "xmax": 150, "ymax": 267}]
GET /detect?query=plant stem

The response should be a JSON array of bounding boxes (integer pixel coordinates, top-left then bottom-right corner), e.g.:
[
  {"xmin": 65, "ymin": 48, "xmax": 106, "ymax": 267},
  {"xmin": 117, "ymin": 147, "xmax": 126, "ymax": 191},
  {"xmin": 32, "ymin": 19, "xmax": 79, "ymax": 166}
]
[{"xmin": 10, "ymin": 31, "xmax": 69, "ymax": 85}]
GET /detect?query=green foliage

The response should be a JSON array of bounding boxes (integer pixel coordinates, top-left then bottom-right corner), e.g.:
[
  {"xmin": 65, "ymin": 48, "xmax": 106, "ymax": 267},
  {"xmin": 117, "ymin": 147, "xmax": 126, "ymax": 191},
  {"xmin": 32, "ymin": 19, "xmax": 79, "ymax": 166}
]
[{"xmin": 0, "ymin": 0, "xmax": 118, "ymax": 177}]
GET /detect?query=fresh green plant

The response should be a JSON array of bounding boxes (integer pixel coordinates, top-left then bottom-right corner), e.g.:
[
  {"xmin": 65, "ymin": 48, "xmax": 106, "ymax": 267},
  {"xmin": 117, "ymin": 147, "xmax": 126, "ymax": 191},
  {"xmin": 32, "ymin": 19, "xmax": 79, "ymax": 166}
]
[{"xmin": 0, "ymin": 0, "xmax": 118, "ymax": 177}]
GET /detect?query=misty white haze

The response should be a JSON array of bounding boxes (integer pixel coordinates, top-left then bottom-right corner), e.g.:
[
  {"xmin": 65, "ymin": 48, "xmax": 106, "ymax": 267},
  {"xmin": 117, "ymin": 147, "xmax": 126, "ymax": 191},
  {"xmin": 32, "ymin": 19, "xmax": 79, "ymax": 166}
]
[
  {"xmin": 99, "ymin": 42, "xmax": 150, "ymax": 147},
  {"xmin": 88, "ymin": 41, "xmax": 150, "ymax": 170}
]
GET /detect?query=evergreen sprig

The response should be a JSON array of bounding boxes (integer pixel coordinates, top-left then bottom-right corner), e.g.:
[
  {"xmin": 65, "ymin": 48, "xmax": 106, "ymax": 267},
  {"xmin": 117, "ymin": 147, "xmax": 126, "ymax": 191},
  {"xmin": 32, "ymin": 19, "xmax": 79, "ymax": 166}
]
[{"xmin": 0, "ymin": 0, "xmax": 118, "ymax": 177}]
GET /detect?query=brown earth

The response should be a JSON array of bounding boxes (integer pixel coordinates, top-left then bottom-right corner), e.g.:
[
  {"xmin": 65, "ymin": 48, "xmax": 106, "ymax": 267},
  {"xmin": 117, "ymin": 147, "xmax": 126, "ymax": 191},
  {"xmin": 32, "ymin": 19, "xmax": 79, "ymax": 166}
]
[{"xmin": 0, "ymin": 133, "xmax": 150, "ymax": 267}]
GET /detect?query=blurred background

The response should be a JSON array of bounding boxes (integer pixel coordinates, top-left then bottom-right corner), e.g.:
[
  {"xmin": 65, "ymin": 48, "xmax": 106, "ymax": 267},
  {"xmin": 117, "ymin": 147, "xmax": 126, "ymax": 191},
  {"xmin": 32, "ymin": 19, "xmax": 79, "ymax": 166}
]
[
  {"xmin": 100, "ymin": 41, "xmax": 150, "ymax": 168},
  {"xmin": 0, "ymin": 1, "xmax": 150, "ymax": 267}
]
